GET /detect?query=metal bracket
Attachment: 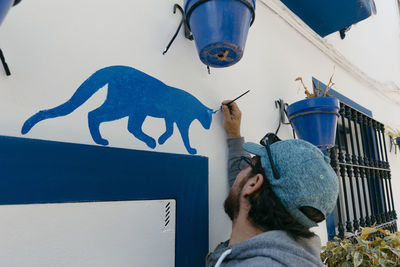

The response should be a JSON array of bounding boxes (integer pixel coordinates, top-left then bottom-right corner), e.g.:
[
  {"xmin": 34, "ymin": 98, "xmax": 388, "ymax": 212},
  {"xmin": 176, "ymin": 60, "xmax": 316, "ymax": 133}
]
[
  {"xmin": 274, "ymin": 99, "xmax": 295, "ymax": 138},
  {"xmin": 163, "ymin": 4, "xmax": 193, "ymax": 55},
  {"xmin": 0, "ymin": 48, "xmax": 11, "ymax": 76},
  {"xmin": 339, "ymin": 26, "xmax": 351, "ymax": 40}
]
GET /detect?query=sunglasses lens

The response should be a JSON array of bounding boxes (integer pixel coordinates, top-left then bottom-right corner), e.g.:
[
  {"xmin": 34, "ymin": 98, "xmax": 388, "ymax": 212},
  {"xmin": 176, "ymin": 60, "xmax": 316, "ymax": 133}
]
[
  {"xmin": 269, "ymin": 134, "xmax": 281, "ymax": 144},
  {"xmin": 260, "ymin": 133, "xmax": 280, "ymax": 146},
  {"xmin": 238, "ymin": 157, "xmax": 250, "ymax": 170}
]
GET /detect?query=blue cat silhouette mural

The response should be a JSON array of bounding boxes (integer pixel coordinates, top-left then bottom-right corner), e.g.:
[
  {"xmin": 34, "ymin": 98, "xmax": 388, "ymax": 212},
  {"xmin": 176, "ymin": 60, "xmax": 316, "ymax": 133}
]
[{"xmin": 21, "ymin": 66, "xmax": 213, "ymax": 154}]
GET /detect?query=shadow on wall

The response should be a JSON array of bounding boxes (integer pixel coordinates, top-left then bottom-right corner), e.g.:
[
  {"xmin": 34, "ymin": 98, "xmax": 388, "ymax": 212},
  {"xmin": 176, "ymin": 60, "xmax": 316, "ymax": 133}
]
[{"xmin": 21, "ymin": 65, "xmax": 213, "ymax": 154}]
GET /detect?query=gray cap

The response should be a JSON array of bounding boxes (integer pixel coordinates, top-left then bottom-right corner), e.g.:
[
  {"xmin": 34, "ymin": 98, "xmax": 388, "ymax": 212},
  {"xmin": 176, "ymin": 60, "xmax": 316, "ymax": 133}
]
[{"xmin": 242, "ymin": 139, "xmax": 339, "ymax": 228}]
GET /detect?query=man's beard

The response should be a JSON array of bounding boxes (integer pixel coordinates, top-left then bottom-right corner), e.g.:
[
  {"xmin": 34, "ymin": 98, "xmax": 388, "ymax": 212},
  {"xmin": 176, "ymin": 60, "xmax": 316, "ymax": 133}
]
[
  {"xmin": 224, "ymin": 176, "xmax": 249, "ymax": 221},
  {"xmin": 224, "ymin": 188, "xmax": 240, "ymax": 221}
]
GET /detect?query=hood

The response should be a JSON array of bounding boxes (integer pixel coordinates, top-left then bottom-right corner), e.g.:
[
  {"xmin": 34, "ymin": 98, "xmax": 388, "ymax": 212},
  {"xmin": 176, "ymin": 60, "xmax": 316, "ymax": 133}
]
[{"xmin": 206, "ymin": 230, "xmax": 324, "ymax": 267}]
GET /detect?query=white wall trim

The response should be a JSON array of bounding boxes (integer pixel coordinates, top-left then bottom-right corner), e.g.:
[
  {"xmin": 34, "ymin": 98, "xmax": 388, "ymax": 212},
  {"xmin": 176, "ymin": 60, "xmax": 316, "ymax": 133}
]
[{"xmin": 258, "ymin": 0, "xmax": 400, "ymax": 105}]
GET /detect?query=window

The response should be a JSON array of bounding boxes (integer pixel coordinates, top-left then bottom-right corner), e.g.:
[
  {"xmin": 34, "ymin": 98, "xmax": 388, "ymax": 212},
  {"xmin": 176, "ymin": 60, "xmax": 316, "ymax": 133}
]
[
  {"xmin": 311, "ymin": 78, "xmax": 398, "ymax": 239},
  {"xmin": 327, "ymin": 102, "xmax": 397, "ymax": 239}
]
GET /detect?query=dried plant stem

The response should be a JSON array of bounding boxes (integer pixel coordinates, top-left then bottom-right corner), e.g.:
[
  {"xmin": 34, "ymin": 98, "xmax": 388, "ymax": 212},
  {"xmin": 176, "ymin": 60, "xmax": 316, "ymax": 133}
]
[
  {"xmin": 295, "ymin": 77, "xmax": 314, "ymax": 98},
  {"xmin": 386, "ymin": 126, "xmax": 400, "ymax": 138},
  {"xmin": 295, "ymin": 67, "xmax": 335, "ymax": 98},
  {"xmin": 324, "ymin": 68, "xmax": 335, "ymax": 96}
]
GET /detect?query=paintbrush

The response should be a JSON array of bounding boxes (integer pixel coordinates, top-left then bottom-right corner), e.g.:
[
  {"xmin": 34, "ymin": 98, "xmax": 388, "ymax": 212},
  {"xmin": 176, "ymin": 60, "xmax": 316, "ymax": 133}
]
[{"xmin": 213, "ymin": 90, "xmax": 250, "ymax": 114}]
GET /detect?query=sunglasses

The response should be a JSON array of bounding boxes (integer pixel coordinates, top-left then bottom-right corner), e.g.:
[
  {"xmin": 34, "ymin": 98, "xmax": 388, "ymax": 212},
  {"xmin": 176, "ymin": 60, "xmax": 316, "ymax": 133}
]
[
  {"xmin": 237, "ymin": 133, "xmax": 281, "ymax": 179},
  {"xmin": 238, "ymin": 156, "xmax": 258, "ymax": 171},
  {"xmin": 260, "ymin": 133, "xmax": 281, "ymax": 179}
]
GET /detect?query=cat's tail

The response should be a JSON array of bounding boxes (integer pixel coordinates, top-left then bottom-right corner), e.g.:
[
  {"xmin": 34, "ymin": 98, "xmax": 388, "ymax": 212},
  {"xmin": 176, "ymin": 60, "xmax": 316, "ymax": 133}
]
[{"xmin": 21, "ymin": 68, "xmax": 111, "ymax": 134}]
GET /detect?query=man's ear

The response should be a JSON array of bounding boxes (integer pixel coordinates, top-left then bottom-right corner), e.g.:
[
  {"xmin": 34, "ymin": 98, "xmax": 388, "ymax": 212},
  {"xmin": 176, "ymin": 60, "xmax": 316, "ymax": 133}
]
[{"xmin": 242, "ymin": 174, "xmax": 264, "ymax": 197}]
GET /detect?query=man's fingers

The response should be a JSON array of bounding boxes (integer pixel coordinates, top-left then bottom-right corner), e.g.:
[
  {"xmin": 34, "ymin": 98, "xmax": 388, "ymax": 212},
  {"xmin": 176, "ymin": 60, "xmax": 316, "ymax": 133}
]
[
  {"xmin": 221, "ymin": 100, "xmax": 239, "ymax": 111},
  {"xmin": 228, "ymin": 102, "xmax": 240, "ymax": 112},
  {"xmin": 222, "ymin": 100, "xmax": 232, "ymax": 105},
  {"xmin": 225, "ymin": 102, "xmax": 241, "ymax": 119},
  {"xmin": 221, "ymin": 100, "xmax": 241, "ymax": 138},
  {"xmin": 221, "ymin": 99, "xmax": 242, "ymax": 120},
  {"xmin": 221, "ymin": 105, "xmax": 231, "ymax": 120}
]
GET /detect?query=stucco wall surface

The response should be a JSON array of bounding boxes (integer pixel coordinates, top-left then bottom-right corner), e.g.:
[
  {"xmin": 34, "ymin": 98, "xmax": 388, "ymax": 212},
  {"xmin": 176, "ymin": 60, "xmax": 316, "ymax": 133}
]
[{"xmin": 0, "ymin": 0, "xmax": 399, "ymax": 258}]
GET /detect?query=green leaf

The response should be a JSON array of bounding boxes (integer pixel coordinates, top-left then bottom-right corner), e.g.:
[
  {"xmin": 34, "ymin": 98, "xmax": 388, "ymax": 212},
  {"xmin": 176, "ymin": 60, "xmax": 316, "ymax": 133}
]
[
  {"xmin": 388, "ymin": 247, "xmax": 400, "ymax": 257},
  {"xmin": 353, "ymin": 251, "xmax": 363, "ymax": 266},
  {"xmin": 321, "ymin": 226, "xmax": 400, "ymax": 266},
  {"xmin": 340, "ymin": 261, "xmax": 353, "ymax": 267}
]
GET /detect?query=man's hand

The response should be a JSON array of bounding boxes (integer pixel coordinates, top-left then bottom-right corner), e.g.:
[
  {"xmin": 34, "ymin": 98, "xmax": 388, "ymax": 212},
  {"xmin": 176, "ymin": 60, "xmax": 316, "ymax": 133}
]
[{"xmin": 221, "ymin": 100, "xmax": 242, "ymax": 138}]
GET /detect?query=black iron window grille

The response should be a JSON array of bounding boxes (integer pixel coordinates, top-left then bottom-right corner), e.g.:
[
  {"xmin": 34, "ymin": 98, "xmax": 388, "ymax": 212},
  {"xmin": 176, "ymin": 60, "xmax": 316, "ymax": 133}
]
[{"xmin": 328, "ymin": 102, "xmax": 397, "ymax": 239}]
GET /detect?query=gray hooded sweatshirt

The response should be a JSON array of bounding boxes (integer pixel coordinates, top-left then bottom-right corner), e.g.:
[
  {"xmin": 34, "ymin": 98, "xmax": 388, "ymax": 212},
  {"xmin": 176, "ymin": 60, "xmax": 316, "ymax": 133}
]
[
  {"xmin": 206, "ymin": 230, "xmax": 324, "ymax": 266},
  {"xmin": 206, "ymin": 137, "xmax": 324, "ymax": 266}
]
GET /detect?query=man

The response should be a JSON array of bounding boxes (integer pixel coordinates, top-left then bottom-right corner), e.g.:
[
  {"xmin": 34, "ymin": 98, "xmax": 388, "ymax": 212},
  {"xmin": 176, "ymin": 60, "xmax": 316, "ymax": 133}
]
[{"xmin": 206, "ymin": 101, "xmax": 339, "ymax": 266}]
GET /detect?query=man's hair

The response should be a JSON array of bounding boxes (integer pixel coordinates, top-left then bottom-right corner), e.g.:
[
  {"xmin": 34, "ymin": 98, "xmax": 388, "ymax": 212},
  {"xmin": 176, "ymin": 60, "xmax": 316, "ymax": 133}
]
[{"xmin": 247, "ymin": 156, "xmax": 325, "ymax": 240}]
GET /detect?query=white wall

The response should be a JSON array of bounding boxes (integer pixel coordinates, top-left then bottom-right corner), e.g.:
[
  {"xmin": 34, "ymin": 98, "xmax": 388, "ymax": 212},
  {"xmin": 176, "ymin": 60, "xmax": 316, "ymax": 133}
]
[
  {"xmin": 325, "ymin": 0, "xmax": 400, "ymax": 85},
  {"xmin": 0, "ymin": 0, "xmax": 399, "ymax": 258}
]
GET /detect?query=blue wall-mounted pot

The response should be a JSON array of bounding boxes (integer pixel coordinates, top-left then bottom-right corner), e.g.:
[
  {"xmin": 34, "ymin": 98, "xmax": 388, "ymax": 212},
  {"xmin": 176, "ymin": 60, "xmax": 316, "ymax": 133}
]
[
  {"xmin": 184, "ymin": 0, "xmax": 255, "ymax": 68},
  {"xmin": 396, "ymin": 137, "xmax": 400, "ymax": 149},
  {"xmin": 279, "ymin": 0, "xmax": 376, "ymax": 37},
  {"xmin": 287, "ymin": 97, "xmax": 340, "ymax": 149},
  {"xmin": 0, "ymin": 0, "xmax": 14, "ymax": 27}
]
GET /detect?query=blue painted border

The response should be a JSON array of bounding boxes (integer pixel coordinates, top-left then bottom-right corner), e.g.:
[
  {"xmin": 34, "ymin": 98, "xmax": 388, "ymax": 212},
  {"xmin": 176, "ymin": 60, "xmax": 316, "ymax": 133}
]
[
  {"xmin": 0, "ymin": 135, "xmax": 209, "ymax": 267},
  {"xmin": 312, "ymin": 77, "xmax": 372, "ymax": 240},
  {"xmin": 322, "ymin": 149, "xmax": 337, "ymax": 240},
  {"xmin": 312, "ymin": 77, "xmax": 373, "ymax": 117}
]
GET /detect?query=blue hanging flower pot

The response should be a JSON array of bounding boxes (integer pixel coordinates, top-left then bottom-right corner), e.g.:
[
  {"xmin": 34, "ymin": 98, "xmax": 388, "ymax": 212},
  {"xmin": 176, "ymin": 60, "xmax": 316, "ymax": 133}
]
[
  {"xmin": 287, "ymin": 97, "xmax": 340, "ymax": 149},
  {"xmin": 0, "ymin": 0, "xmax": 14, "ymax": 26},
  {"xmin": 184, "ymin": 0, "xmax": 255, "ymax": 68},
  {"xmin": 279, "ymin": 0, "xmax": 376, "ymax": 38},
  {"xmin": 396, "ymin": 137, "xmax": 400, "ymax": 149}
]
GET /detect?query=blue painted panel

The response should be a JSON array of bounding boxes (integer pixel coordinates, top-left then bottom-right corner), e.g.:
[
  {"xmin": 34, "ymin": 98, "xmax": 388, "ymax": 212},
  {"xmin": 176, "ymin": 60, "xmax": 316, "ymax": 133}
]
[
  {"xmin": 280, "ymin": 0, "xmax": 376, "ymax": 37},
  {"xmin": 21, "ymin": 66, "xmax": 213, "ymax": 155},
  {"xmin": 326, "ymin": 212, "xmax": 336, "ymax": 241},
  {"xmin": 322, "ymin": 149, "xmax": 337, "ymax": 240},
  {"xmin": 0, "ymin": 135, "xmax": 209, "ymax": 267}
]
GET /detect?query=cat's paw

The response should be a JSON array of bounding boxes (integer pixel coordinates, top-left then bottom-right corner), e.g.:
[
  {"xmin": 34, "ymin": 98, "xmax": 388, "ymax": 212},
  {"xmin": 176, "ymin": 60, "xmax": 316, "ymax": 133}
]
[
  {"xmin": 158, "ymin": 135, "xmax": 167, "ymax": 145},
  {"xmin": 96, "ymin": 138, "xmax": 109, "ymax": 146},
  {"xmin": 21, "ymin": 123, "xmax": 30, "ymax": 135},
  {"xmin": 187, "ymin": 148, "xmax": 197, "ymax": 155},
  {"xmin": 146, "ymin": 139, "xmax": 157, "ymax": 149}
]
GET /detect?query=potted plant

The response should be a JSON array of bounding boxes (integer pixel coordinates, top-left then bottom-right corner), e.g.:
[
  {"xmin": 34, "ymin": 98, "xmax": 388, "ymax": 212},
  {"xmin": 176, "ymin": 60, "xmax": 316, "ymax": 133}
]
[
  {"xmin": 321, "ymin": 227, "xmax": 400, "ymax": 266},
  {"xmin": 183, "ymin": 0, "xmax": 255, "ymax": 68},
  {"xmin": 286, "ymin": 74, "xmax": 340, "ymax": 149}
]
